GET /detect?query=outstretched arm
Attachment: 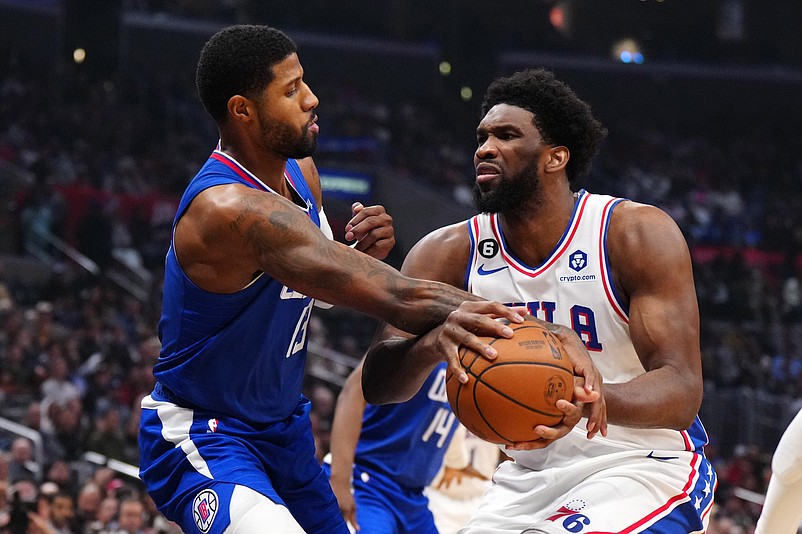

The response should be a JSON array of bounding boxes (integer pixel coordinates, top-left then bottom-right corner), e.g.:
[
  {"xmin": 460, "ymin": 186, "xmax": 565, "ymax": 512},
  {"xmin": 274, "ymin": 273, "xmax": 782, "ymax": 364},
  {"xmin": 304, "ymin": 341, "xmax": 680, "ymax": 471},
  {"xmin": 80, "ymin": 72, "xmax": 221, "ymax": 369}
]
[
  {"xmin": 363, "ymin": 302, "xmax": 520, "ymax": 404},
  {"xmin": 361, "ymin": 222, "xmax": 608, "ymax": 450},
  {"xmin": 327, "ymin": 363, "xmax": 368, "ymax": 532},
  {"xmin": 362, "ymin": 224, "xmax": 522, "ymax": 403},
  {"xmin": 175, "ymin": 184, "xmax": 518, "ymax": 337}
]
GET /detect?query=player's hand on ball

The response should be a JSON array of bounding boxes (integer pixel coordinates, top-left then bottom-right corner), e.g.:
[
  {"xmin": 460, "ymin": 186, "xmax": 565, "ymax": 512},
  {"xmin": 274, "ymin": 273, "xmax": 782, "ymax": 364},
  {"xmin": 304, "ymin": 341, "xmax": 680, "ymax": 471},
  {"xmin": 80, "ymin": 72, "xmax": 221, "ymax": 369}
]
[
  {"xmin": 505, "ymin": 397, "xmax": 586, "ymax": 450},
  {"xmin": 434, "ymin": 301, "xmax": 524, "ymax": 384},
  {"xmin": 524, "ymin": 317, "xmax": 608, "ymax": 440}
]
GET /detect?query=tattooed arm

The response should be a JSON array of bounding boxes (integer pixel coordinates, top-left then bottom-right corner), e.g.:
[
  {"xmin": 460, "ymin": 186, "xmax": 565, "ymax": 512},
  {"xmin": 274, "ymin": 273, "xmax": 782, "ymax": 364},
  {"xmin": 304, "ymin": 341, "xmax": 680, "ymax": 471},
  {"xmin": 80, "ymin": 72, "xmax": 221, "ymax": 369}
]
[{"xmin": 173, "ymin": 183, "xmax": 519, "ymax": 338}]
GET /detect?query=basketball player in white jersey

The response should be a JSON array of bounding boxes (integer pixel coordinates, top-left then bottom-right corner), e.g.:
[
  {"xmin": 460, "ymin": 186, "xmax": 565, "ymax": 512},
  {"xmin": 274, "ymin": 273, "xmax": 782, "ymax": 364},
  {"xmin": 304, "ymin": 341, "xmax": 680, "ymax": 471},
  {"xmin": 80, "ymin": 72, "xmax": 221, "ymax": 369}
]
[
  {"xmin": 362, "ymin": 69, "xmax": 716, "ymax": 533},
  {"xmin": 755, "ymin": 408, "xmax": 802, "ymax": 533}
]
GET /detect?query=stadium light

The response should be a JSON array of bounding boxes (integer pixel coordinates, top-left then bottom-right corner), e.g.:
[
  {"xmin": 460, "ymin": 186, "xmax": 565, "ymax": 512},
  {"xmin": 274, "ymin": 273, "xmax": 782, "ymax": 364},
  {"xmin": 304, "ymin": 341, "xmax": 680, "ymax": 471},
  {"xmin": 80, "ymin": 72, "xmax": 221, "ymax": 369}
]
[
  {"xmin": 549, "ymin": 2, "xmax": 570, "ymax": 35},
  {"xmin": 73, "ymin": 48, "xmax": 86, "ymax": 64},
  {"xmin": 612, "ymin": 38, "xmax": 644, "ymax": 64}
]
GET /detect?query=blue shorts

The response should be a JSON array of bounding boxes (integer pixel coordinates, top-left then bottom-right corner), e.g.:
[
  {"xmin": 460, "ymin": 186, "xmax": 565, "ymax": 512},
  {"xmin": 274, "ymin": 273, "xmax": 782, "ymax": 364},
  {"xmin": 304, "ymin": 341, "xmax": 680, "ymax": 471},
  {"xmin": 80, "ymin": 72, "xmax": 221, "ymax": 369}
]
[
  {"xmin": 323, "ymin": 462, "xmax": 438, "ymax": 534},
  {"xmin": 139, "ymin": 385, "xmax": 348, "ymax": 534}
]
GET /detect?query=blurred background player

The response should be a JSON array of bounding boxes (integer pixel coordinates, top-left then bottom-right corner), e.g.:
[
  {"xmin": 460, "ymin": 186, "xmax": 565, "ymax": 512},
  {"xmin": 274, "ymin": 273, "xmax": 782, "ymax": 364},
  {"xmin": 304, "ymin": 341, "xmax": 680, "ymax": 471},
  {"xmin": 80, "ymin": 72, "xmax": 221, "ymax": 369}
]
[
  {"xmin": 326, "ymin": 360, "xmax": 458, "ymax": 533},
  {"xmin": 424, "ymin": 424, "xmax": 504, "ymax": 534},
  {"xmin": 754, "ymin": 409, "xmax": 802, "ymax": 534}
]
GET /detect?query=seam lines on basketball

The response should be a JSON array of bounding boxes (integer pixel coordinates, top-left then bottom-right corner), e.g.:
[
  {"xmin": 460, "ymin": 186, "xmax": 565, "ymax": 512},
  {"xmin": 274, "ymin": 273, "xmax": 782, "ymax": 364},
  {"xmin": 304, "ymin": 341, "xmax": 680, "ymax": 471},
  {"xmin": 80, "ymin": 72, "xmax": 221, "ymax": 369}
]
[
  {"xmin": 467, "ymin": 360, "xmax": 572, "ymax": 378},
  {"xmin": 472, "ymin": 375, "xmax": 561, "ymax": 418},
  {"xmin": 451, "ymin": 322, "xmax": 572, "ymax": 443}
]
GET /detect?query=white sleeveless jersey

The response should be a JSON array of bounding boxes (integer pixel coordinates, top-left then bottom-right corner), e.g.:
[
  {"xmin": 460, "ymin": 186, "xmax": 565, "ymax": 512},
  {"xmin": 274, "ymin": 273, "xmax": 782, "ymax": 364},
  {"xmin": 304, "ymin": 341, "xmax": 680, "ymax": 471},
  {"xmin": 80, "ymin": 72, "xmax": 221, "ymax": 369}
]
[{"xmin": 465, "ymin": 190, "xmax": 710, "ymax": 471}]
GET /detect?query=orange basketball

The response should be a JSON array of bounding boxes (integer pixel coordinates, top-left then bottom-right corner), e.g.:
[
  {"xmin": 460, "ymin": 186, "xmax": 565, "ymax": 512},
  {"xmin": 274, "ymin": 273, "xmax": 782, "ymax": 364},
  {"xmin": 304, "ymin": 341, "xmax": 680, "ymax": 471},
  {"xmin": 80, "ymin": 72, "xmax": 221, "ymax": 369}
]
[{"xmin": 446, "ymin": 317, "xmax": 574, "ymax": 445}]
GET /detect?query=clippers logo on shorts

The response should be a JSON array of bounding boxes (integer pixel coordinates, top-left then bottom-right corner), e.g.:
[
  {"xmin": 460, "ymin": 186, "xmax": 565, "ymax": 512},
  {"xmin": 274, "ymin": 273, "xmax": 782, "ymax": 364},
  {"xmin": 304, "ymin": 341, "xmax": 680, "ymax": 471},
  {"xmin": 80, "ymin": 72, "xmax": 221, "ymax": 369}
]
[
  {"xmin": 546, "ymin": 499, "xmax": 590, "ymax": 533},
  {"xmin": 569, "ymin": 250, "xmax": 587, "ymax": 272},
  {"xmin": 193, "ymin": 489, "xmax": 218, "ymax": 533}
]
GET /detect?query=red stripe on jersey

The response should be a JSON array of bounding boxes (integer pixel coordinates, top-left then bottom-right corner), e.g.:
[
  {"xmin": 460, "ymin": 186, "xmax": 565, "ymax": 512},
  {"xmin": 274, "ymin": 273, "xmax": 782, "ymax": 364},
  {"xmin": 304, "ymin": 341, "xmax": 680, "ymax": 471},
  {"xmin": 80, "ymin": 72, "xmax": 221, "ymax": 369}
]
[
  {"xmin": 680, "ymin": 429, "xmax": 693, "ymax": 451},
  {"xmin": 211, "ymin": 153, "xmax": 308, "ymax": 219},
  {"xmin": 209, "ymin": 152, "xmax": 267, "ymax": 191}
]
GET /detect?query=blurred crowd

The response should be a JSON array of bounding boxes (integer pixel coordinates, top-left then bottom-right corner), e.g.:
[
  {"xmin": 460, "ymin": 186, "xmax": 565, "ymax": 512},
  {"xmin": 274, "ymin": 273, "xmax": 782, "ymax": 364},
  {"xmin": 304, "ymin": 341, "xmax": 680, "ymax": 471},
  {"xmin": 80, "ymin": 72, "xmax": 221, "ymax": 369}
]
[
  {"xmin": 1, "ymin": 54, "xmax": 801, "ymax": 533},
  {"xmin": 0, "ymin": 262, "xmax": 178, "ymax": 533}
]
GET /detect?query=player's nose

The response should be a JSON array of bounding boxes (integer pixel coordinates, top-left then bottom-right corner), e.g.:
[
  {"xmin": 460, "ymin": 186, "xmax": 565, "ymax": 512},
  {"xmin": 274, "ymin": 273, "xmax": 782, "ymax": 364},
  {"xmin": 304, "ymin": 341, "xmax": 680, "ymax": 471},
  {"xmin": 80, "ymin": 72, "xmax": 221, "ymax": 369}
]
[
  {"xmin": 302, "ymin": 83, "xmax": 319, "ymax": 111},
  {"xmin": 475, "ymin": 139, "xmax": 498, "ymax": 161}
]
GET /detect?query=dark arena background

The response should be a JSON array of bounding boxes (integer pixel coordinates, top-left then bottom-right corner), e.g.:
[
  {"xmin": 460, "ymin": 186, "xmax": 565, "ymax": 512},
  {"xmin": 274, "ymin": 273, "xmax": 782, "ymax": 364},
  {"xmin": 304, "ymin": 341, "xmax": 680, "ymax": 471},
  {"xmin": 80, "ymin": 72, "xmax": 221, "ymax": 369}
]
[{"xmin": 1, "ymin": 1, "xmax": 801, "ymax": 532}]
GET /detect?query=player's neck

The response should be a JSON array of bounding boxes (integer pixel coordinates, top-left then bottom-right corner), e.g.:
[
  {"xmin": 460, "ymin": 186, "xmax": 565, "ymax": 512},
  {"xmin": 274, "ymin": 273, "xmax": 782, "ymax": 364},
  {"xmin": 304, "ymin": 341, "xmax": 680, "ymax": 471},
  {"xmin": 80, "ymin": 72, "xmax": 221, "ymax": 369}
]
[
  {"xmin": 217, "ymin": 142, "xmax": 292, "ymax": 195},
  {"xmin": 498, "ymin": 188, "xmax": 576, "ymax": 266}
]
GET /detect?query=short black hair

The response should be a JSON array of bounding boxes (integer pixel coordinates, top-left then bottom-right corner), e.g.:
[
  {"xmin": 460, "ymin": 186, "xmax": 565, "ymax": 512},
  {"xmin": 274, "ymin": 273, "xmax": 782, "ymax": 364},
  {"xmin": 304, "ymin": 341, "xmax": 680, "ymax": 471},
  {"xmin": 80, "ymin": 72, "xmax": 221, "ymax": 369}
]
[
  {"xmin": 196, "ymin": 25, "xmax": 297, "ymax": 122},
  {"xmin": 480, "ymin": 69, "xmax": 607, "ymax": 184}
]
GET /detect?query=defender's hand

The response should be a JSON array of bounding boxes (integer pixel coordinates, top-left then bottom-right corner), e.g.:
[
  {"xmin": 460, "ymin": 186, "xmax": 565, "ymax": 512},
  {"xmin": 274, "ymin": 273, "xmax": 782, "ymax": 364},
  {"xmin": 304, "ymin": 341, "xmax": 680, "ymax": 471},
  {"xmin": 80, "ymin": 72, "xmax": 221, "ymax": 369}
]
[
  {"xmin": 345, "ymin": 202, "xmax": 395, "ymax": 260},
  {"xmin": 419, "ymin": 301, "xmax": 524, "ymax": 384}
]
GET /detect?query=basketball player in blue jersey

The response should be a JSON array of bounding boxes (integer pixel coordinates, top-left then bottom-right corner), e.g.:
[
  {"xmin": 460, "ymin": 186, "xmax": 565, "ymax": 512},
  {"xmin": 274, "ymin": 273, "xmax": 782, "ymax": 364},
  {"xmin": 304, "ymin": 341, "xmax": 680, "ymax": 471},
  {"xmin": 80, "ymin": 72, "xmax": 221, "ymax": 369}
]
[
  {"xmin": 362, "ymin": 68, "xmax": 718, "ymax": 533},
  {"xmin": 325, "ymin": 360, "xmax": 458, "ymax": 533},
  {"xmin": 136, "ymin": 25, "xmax": 524, "ymax": 534}
]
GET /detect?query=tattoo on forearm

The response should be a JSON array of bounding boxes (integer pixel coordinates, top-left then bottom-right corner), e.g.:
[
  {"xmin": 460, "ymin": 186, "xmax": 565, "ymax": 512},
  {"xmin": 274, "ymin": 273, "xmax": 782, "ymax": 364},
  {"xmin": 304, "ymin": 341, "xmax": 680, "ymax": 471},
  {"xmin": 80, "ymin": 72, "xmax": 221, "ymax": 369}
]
[{"xmin": 231, "ymin": 194, "xmax": 476, "ymax": 331}]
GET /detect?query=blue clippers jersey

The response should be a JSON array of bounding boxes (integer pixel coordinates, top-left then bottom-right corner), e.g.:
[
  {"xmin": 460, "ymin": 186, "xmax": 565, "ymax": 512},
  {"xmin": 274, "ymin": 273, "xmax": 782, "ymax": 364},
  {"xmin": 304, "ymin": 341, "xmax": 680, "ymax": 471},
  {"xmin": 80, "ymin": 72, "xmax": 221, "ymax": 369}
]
[
  {"xmin": 155, "ymin": 151, "xmax": 320, "ymax": 424},
  {"xmin": 355, "ymin": 364, "xmax": 458, "ymax": 489}
]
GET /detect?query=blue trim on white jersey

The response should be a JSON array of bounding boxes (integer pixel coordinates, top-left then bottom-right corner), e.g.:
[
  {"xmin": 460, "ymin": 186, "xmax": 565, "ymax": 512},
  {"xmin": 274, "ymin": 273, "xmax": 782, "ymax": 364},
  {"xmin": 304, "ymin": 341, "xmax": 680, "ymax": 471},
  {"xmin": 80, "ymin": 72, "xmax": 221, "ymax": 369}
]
[
  {"xmin": 600, "ymin": 197, "xmax": 630, "ymax": 317},
  {"xmin": 465, "ymin": 219, "xmax": 477, "ymax": 291}
]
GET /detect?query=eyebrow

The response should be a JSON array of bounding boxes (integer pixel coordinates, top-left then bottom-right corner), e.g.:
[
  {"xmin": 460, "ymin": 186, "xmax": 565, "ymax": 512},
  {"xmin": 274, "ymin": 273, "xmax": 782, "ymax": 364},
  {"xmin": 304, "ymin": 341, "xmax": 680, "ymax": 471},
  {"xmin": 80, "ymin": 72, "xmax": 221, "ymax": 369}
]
[
  {"xmin": 476, "ymin": 123, "xmax": 523, "ymax": 135},
  {"xmin": 280, "ymin": 75, "xmax": 301, "ymax": 88},
  {"xmin": 274, "ymin": 66, "xmax": 303, "ymax": 88}
]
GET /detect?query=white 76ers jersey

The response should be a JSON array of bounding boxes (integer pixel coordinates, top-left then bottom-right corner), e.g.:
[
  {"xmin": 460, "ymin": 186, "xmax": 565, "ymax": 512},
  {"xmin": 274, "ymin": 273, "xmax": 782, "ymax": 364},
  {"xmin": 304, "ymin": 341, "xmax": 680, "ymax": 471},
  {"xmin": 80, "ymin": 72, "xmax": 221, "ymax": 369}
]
[{"xmin": 466, "ymin": 190, "xmax": 709, "ymax": 470}]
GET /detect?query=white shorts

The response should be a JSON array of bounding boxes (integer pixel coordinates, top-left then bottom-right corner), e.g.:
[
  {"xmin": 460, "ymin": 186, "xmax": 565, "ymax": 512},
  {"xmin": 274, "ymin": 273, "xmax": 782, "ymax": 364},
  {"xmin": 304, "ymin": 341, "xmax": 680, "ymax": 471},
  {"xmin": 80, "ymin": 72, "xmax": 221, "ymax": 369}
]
[{"xmin": 459, "ymin": 449, "xmax": 716, "ymax": 534}]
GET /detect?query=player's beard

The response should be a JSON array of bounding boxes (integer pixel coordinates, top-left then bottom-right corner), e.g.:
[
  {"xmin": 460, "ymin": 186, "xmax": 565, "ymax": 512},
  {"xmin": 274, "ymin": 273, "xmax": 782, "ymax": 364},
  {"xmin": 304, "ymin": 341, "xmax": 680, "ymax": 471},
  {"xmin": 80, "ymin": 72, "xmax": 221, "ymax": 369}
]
[
  {"xmin": 259, "ymin": 112, "xmax": 318, "ymax": 159},
  {"xmin": 473, "ymin": 159, "xmax": 541, "ymax": 214}
]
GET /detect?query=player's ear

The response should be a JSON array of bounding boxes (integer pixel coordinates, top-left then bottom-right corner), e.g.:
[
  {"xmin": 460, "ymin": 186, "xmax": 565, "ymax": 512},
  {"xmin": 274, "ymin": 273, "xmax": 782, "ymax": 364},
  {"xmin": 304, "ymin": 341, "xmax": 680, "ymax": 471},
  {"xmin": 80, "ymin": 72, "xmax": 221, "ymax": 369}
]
[
  {"xmin": 227, "ymin": 95, "xmax": 252, "ymax": 122},
  {"xmin": 544, "ymin": 146, "xmax": 569, "ymax": 174}
]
